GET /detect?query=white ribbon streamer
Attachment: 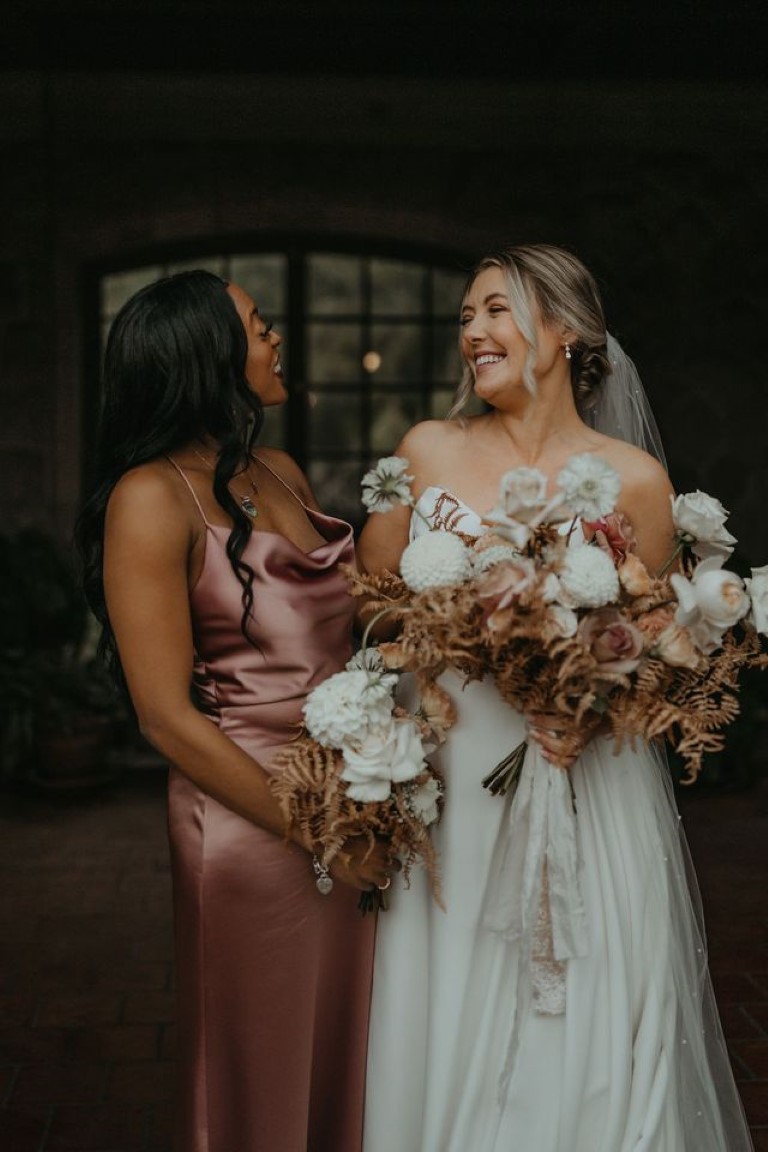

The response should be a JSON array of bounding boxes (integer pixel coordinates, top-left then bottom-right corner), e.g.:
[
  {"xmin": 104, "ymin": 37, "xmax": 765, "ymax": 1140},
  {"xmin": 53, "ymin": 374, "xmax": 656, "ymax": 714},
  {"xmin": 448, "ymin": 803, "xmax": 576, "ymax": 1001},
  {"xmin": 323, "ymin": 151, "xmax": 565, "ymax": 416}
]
[{"xmin": 481, "ymin": 741, "xmax": 588, "ymax": 1101}]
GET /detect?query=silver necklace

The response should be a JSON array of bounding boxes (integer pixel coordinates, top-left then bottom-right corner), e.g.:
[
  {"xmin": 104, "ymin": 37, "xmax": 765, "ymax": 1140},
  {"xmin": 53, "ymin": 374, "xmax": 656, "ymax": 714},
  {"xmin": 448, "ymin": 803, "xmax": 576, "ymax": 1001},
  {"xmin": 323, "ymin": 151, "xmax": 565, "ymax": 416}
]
[{"xmin": 190, "ymin": 445, "xmax": 260, "ymax": 519}]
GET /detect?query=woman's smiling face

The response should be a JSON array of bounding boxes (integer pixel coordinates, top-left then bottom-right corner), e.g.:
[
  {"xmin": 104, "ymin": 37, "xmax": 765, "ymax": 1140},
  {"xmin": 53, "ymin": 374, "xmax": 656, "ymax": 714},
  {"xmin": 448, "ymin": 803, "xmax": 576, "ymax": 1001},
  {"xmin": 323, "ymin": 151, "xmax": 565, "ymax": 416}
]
[
  {"xmin": 226, "ymin": 282, "xmax": 287, "ymax": 407},
  {"xmin": 459, "ymin": 266, "xmax": 563, "ymax": 404}
]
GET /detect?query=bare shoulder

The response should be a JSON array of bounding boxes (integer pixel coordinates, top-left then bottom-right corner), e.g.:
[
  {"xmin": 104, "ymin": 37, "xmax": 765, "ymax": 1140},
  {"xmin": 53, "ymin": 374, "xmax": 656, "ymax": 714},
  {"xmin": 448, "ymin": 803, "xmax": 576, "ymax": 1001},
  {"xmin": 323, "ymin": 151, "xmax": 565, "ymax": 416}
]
[
  {"xmin": 106, "ymin": 460, "xmax": 196, "ymax": 544},
  {"xmin": 397, "ymin": 418, "xmax": 474, "ymax": 472},
  {"xmin": 594, "ymin": 436, "xmax": 673, "ymax": 500}
]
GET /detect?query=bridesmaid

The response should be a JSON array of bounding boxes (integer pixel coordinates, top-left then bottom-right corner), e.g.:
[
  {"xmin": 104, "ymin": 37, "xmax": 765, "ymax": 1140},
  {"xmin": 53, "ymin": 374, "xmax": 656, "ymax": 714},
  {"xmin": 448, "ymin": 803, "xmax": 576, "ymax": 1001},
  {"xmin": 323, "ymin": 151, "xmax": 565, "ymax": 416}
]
[{"xmin": 77, "ymin": 270, "xmax": 392, "ymax": 1152}]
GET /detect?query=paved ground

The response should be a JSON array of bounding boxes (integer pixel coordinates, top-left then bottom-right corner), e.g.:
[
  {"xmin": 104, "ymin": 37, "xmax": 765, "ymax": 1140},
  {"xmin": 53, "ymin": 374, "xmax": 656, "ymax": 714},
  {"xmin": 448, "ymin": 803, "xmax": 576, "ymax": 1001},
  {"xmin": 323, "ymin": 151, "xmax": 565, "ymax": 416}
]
[{"xmin": 0, "ymin": 765, "xmax": 766, "ymax": 1151}]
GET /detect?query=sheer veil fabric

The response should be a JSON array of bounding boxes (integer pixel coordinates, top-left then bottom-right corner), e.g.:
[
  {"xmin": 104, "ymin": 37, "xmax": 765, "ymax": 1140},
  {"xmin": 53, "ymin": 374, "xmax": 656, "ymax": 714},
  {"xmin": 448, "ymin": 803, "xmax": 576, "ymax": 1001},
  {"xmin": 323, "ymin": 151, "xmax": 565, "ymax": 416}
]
[{"xmin": 363, "ymin": 341, "xmax": 753, "ymax": 1151}]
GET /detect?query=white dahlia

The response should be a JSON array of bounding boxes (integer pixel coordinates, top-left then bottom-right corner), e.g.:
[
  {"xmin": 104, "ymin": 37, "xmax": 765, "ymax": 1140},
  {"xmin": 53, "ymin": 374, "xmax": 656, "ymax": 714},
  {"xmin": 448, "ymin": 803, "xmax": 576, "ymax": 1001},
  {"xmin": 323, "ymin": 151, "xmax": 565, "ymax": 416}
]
[
  {"xmin": 303, "ymin": 668, "xmax": 395, "ymax": 747},
  {"xmin": 556, "ymin": 454, "xmax": 621, "ymax": 521},
  {"xmin": 558, "ymin": 546, "xmax": 620, "ymax": 608},
  {"xmin": 400, "ymin": 531, "xmax": 472, "ymax": 592}
]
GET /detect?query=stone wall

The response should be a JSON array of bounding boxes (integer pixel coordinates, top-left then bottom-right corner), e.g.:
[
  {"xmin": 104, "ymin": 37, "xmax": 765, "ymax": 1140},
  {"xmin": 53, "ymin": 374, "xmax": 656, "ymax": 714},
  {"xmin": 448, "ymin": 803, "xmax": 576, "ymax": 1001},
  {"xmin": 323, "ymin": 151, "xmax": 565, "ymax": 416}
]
[{"xmin": 1, "ymin": 73, "xmax": 766, "ymax": 564}]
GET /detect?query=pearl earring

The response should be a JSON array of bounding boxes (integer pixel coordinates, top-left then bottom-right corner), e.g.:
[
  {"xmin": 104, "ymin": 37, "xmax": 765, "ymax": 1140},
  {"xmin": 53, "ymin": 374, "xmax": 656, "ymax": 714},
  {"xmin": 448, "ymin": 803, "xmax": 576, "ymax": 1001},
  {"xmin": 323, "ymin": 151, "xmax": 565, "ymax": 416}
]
[{"xmin": 564, "ymin": 343, "xmax": 572, "ymax": 361}]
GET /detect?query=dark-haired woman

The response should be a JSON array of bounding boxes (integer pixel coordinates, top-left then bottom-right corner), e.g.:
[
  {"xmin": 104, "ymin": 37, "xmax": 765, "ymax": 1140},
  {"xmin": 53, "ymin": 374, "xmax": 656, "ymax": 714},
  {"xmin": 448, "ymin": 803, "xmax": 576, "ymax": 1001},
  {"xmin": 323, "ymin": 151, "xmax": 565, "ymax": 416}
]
[{"xmin": 77, "ymin": 271, "xmax": 389, "ymax": 1152}]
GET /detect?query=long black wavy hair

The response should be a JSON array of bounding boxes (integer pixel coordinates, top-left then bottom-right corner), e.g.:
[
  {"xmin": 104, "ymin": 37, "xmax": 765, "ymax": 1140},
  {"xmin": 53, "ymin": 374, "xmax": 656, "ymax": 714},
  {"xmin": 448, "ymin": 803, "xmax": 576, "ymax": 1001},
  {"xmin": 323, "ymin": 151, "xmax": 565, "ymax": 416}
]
[{"xmin": 76, "ymin": 270, "xmax": 265, "ymax": 689}]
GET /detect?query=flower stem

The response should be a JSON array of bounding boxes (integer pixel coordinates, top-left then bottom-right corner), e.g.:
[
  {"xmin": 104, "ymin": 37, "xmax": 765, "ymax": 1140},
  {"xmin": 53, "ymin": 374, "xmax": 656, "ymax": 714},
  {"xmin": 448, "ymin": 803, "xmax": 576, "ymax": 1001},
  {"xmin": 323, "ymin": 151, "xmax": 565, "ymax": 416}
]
[
  {"xmin": 482, "ymin": 740, "xmax": 527, "ymax": 797},
  {"xmin": 657, "ymin": 537, "xmax": 685, "ymax": 579},
  {"xmin": 360, "ymin": 606, "xmax": 396, "ymax": 655}
]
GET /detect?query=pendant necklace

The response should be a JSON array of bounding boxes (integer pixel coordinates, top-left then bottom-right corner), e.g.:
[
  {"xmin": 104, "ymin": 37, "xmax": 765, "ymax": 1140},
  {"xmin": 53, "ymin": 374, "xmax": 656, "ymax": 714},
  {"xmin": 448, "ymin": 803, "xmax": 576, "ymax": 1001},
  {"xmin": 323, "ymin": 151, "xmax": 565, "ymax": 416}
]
[{"xmin": 190, "ymin": 446, "xmax": 260, "ymax": 519}]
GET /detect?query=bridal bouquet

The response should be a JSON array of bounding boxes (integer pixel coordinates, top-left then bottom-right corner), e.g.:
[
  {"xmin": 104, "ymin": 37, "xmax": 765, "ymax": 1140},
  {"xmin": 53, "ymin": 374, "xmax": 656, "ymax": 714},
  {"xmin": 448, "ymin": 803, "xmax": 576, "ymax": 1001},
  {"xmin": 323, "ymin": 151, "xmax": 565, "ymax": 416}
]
[
  {"xmin": 270, "ymin": 643, "xmax": 450, "ymax": 903},
  {"xmin": 351, "ymin": 455, "xmax": 768, "ymax": 793}
]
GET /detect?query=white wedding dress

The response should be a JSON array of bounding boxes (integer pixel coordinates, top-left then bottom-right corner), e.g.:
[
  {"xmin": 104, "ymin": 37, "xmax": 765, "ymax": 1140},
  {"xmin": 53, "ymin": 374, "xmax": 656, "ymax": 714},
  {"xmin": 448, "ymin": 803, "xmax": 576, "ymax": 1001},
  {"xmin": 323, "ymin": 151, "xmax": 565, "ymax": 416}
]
[{"xmin": 363, "ymin": 488, "xmax": 753, "ymax": 1152}]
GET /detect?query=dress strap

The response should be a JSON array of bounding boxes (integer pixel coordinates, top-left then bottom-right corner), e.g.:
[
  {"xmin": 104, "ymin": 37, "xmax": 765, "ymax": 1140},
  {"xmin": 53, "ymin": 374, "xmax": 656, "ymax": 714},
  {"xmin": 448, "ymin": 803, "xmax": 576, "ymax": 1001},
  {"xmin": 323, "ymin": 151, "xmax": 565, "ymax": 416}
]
[
  {"xmin": 165, "ymin": 456, "xmax": 212, "ymax": 527},
  {"xmin": 256, "ymin": 453, "xmax": 307, "ymax": 509}
]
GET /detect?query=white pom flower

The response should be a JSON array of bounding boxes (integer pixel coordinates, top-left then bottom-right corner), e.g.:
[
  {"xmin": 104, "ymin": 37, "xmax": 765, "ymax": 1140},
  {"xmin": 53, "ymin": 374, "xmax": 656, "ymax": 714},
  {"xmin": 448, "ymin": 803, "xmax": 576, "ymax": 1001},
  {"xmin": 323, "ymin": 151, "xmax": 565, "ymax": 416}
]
[
  {"xmin": 558, "ymin": 546, "xmax": 620, "ymax": 608},
  {"xmin": 556, "ymin": 454, "xmax": 621, "ymax": 521},
  {"xmin": 472, "ymin": 544, "xmax": 523, "ymax": 574},
  {"xmin": 400, "ymin": 531, "xmax": 472, "ymax": 592},
  {"xmin": 303, "ymin": 669, "xmax": 395, "ymax": 747},
  {"xmin": 361, "ymin": 456, "xmax": 414, "ymax": 513}
]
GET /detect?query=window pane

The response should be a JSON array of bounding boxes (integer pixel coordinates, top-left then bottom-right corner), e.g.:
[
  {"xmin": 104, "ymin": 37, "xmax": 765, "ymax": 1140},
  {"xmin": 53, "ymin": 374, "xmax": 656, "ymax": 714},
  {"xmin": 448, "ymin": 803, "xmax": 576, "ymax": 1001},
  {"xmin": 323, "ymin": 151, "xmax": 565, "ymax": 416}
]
[
  {"xmin": 371, "ymin": 258, "xmax": 426, "ymax": 315},
  {"xmin": 167, "ymin": 256, "xmax": 227, "ymax": 277},
  {"xmin": 370, "ymin": 392, "xmax": 422, "ymax": 453},
  {"xmin": 432, "ymin": 267, "xmax": 467, "ymax": 316},
  {"xmin": 102, "ymin": 267, "xmax": 162, "ymax": 317},
  {"xmin": 430, "ymin": 389, "xmax": 457, "ymax": 419},
  {"xmin": 432, "ymin": 322, "xmax": 463, "ymax": 383},
  {"xmin": 309, "ymin": 459, "xmax": 366, "ymax": 526},
  {"xmin": 307, "ymin": 391, "xmax": 362, "ymax": 452},
  {"xmin": 370, "ymin": 323, "xmax": 423, "ymax": 384},
  {"xmin": 308, "ymin": 254, "xmax": 362, "ymax": 315},
  {"xmin": 230, "ymin": 255, "xmax": 287, "ymax": 315},
  {"xmin": 308, "ymin": 323, "xmax": 361, "ymax": 384}
]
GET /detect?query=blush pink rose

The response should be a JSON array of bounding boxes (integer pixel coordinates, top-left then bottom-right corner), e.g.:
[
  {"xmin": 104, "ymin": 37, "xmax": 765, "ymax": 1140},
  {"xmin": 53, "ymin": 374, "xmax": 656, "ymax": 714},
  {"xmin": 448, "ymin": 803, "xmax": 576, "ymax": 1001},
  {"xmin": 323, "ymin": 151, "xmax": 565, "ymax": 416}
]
[
  {"xmin": 582, "ymin": 512, "xmax": 637, "ymax": 566},
  {"xmin": 578, "ymin": 607, "xmax": 645, "ymax": 678}
]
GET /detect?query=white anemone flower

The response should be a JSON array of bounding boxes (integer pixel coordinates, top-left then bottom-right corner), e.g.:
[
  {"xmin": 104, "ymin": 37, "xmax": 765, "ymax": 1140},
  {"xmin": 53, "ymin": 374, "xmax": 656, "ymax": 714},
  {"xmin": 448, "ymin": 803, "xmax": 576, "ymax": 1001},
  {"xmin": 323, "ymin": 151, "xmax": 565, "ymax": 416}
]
[
  {"xmin": 400, "ymin": 531, "xmax": 472, "ymax": 592},
  {"xmin": 361, "ymin": 456, "xmax": 414, "ymax": 513},
  {"xmin": 556, "ymin": 454, "xmax": 621, "ymax": 521}
]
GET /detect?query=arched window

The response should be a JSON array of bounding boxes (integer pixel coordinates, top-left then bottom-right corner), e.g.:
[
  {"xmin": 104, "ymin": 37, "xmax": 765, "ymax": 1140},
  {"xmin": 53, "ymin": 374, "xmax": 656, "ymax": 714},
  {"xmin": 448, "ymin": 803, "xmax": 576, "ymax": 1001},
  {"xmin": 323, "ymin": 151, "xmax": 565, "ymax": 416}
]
[{"xmin": 97, "ymin": 244, "xmax": 474, "ymax": 525}]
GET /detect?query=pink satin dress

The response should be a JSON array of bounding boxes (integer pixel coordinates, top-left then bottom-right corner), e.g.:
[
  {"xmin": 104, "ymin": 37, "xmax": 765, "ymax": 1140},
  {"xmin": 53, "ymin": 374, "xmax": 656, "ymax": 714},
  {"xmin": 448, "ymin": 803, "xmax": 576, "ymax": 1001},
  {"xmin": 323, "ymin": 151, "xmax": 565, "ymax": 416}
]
[{"xmin": 166, "ymin": 461, "xmax": 375, "ymax": 1152}]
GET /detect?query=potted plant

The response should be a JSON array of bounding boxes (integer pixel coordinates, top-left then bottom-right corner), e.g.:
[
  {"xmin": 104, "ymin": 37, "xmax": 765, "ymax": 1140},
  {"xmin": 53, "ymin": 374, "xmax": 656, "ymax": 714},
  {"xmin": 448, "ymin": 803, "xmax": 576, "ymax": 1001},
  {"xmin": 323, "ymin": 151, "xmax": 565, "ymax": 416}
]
[{"xmin": 0, "ymin": 530, "xmax": 126, "ymax": 788}]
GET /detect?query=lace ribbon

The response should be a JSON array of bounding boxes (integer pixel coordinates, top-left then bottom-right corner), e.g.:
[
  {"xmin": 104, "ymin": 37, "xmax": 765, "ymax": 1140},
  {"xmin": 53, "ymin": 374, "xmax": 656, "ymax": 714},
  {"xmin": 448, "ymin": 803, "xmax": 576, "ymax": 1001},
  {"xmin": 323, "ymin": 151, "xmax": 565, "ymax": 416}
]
[{"xmin": 481, "ymin": 740, "xmax": 588, "ymax": 1102}]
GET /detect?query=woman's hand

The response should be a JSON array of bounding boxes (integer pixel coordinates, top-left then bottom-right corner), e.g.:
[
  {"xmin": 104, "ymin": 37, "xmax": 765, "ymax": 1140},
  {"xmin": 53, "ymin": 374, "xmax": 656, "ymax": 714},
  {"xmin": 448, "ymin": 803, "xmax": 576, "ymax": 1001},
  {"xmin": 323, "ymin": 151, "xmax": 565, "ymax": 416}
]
[
  {"xmin": 327, "ymin": 836, "xmax": 400, "ymax": 893},
  {"xmin": 527, "ymin": 711, "xmax": 601, "ymax": 771}
]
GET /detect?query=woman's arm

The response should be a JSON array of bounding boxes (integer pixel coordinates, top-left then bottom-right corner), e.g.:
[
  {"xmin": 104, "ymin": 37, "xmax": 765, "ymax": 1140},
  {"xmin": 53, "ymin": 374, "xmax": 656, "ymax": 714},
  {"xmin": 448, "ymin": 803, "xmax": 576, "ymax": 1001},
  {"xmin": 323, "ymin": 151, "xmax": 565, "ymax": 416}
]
[{"xmin": 103, "ymin": 466, "xmax": 389, "ymax": 890}]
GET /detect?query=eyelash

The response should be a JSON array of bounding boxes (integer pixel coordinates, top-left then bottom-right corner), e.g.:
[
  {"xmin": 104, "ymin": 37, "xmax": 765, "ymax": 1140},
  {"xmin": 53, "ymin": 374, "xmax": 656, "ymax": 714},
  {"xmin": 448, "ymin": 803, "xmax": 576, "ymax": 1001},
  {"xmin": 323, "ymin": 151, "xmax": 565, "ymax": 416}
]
[
  {"xmin": 459, "ymin": 306, "xmax": 506, "ymax": 327},
  {"xmin": 259, "ymin": 318, "xmax": 273, "ymax": 340}
]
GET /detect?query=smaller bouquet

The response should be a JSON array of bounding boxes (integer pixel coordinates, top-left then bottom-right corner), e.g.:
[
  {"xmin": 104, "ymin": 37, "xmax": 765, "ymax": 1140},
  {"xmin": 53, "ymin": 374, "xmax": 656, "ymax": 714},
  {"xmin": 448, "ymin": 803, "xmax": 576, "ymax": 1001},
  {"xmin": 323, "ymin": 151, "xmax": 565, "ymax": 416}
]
[{"xmin": 270, "ymin": 643, "xmax": 451, "ymax": 906}]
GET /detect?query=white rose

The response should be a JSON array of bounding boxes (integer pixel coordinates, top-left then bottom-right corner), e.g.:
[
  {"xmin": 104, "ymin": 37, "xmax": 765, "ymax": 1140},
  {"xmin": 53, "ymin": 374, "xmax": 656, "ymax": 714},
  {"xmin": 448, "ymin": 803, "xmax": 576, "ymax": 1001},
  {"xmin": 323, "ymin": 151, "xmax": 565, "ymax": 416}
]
[
  {"xmin": 557, "ymin": 546, "xmax": 620, "ymax": 608},
  {"xmin": 671, "ymin": 556, "xmax": 750, "ymax": 654},
  {"xmin": 745, "ymin": 563, "xmax": 768, "ymax": 635},
  {"xmin": 303, "ymin": 669, "xmax": 395, "ymax": 747},
  {"xmin": 400, "ymin": 531, "xmax": 472, "ymax": 592},
  {"xmin": 671, "ymin": 491, "xmax": 737, "ymax": 559},
  {"xmin": 340, "ymin": 717, "xmax": 427, "ymax": 803},
  {"xmin": 407, "ymin": 775, "xmax": 441, "ymax": 825},
  {"xmin": 497, "ymin": 467, "xmax": 548, "ymax": 521}
]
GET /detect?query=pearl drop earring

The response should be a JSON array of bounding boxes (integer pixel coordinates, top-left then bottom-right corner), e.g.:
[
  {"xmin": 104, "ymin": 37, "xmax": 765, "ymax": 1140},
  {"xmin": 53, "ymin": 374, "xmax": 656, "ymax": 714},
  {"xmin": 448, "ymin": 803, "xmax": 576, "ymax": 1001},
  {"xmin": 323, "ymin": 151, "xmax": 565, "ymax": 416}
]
[{"xmin": 564, "ymin": 343, "xmax": 572, "ymax": 361}]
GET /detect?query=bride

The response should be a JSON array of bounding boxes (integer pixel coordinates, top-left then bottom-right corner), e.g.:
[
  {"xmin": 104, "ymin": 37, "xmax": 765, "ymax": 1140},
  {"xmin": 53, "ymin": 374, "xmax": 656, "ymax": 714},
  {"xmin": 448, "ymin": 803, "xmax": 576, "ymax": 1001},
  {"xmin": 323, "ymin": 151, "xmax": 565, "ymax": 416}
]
[{"xmin": 357, "ymin": 244, "xmax": 753, "ymax": 1152}]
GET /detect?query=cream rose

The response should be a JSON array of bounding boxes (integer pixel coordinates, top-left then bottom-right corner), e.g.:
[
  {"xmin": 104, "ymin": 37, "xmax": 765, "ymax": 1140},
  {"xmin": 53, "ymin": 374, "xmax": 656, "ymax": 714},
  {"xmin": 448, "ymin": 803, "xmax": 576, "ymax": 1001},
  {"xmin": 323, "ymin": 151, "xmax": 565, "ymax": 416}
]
[
  {"xmin": 578, "ymin": 608, "xmax": 645, "ymax": 678},
  {"xmin": 671, "ymin": 557, "xmax": 750, "ymax": 653},
  {"xmin": 671, "ymin": 490, "xmax": 737, "ymax": 559},
  {"xmin": 618, "ymin": 552, "xmax": 653, "ymax": 597},
  {"xmin": 745, "ymin": 564, "xmax": 768, "ymax": 635},
  {"xmin": 654, "ymin": 623, "xmax": 702, "ymax": 670},
  {"xmin": 340, "ymin": 716, "xmax": 427, "ymax": 803}
]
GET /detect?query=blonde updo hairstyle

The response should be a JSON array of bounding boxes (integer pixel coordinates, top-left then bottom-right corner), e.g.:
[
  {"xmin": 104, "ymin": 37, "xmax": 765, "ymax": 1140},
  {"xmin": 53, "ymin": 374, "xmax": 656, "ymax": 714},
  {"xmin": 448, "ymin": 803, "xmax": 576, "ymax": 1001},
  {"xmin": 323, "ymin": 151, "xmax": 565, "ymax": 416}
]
[{"xmin": 450, "ymin": 243, "xmax": 611, "ymax": 418}]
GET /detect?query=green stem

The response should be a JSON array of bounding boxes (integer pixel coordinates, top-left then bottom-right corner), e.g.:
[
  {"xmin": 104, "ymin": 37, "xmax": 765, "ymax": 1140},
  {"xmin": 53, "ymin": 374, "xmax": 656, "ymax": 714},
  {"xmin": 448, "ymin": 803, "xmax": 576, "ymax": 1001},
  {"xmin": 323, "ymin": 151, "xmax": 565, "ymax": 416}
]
[
  {"xmin": 360, "ymin": 606, "xmax": 396, "ymax": 656},
  {"xmin": 657, "ymin": 537, "xmax": 686, "ymax": 579}
]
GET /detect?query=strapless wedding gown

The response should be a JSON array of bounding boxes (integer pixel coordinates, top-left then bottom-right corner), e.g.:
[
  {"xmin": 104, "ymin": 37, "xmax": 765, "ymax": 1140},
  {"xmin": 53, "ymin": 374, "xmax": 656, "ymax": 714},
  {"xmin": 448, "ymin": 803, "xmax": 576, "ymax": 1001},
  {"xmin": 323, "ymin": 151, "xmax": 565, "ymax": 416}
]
[{"xmin": 363, "ymin": 487, "xmax": 753, "ymax": 1152}]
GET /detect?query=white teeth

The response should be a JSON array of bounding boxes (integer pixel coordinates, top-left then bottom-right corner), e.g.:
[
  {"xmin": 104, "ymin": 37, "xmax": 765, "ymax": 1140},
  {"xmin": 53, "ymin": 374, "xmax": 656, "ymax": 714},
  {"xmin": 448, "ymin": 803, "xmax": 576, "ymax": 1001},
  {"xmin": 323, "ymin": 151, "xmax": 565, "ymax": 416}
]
[{"xmin": 475, "ymin": 354, "xmax": 504, "ymax": 367}]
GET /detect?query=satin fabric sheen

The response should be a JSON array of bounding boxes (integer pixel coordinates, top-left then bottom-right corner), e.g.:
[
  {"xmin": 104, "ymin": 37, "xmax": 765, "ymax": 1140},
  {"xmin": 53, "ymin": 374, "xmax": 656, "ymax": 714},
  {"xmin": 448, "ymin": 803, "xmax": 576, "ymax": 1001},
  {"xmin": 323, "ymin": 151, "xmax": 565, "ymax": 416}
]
[{"xmin": 168, "ymin": 505, "xmax": 375, "ymax": 1152}]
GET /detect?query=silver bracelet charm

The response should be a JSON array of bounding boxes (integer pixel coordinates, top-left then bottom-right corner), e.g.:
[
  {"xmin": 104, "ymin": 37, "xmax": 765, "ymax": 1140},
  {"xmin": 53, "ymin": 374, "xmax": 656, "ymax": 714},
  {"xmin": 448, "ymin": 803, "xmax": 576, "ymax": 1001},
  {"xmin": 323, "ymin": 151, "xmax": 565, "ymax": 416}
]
[{"xmin": 312, "ymin": 855, "xmax": 334, "ymax": 896}]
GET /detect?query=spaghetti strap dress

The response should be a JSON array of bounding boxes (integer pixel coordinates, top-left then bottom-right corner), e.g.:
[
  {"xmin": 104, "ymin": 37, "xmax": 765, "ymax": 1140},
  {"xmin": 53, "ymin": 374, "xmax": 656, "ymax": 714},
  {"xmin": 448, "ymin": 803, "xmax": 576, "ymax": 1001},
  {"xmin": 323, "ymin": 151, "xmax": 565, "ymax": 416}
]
[{"xmin": 166, "ymin": 458, "xmax": 375, "ymax": 1152}]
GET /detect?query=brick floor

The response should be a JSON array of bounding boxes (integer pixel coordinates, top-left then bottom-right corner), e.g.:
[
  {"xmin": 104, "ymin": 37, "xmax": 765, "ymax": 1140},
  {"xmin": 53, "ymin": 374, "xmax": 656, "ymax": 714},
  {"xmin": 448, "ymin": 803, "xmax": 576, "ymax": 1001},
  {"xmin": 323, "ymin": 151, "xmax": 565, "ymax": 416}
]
[{"xmin": 0, "ymin": 766, "xmax": 766, "ymax": 1151}]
